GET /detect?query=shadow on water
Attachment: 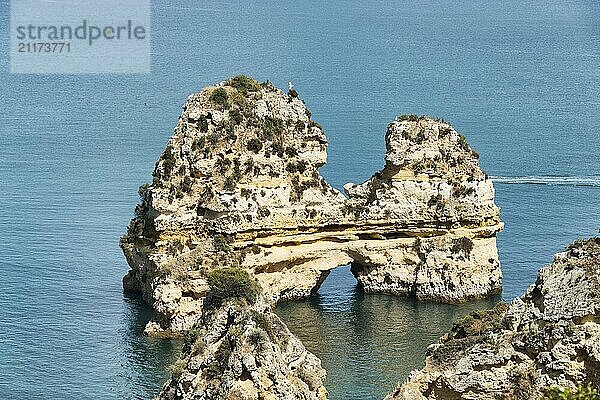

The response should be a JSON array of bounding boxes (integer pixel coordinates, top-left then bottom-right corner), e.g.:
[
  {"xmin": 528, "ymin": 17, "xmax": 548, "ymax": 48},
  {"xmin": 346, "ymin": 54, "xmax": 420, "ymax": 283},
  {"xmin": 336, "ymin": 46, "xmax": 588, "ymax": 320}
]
[
  {"xmin": 275, "ymin": 266, "xmax": 501, "ymax": 400},
  {"xmin": 119, "ymin": 292, "xmax": 183, "ymax": 399}
]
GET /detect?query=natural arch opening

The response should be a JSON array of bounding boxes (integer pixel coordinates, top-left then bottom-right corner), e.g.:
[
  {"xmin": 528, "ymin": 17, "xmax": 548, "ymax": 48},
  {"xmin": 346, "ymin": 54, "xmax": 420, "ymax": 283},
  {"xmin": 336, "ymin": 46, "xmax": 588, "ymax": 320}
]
[
  {"xmin": 309, "ymin": 259, "xmax": 372, "ymax": 301},
  {"xmin": 274, "ymin": 263, "xmax": 501, "ymax": 400},
  {"xmin": 313, "ymin": 265, "xmax": 360, "ymax": 306}
]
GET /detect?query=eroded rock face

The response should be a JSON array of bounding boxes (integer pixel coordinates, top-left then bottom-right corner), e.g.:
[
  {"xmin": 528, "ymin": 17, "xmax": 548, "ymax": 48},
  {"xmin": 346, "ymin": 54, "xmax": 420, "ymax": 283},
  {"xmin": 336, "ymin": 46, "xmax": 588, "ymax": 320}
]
[
  {"xmin": 387, "ymin": 238, "xmax": 600, "ymax": 400},
  {"xmin": 120, "ymin": 77, "xmax": 503, "ymax": 335},
  {"xmin": 342, "ymin": 117, "xmax": 502, "ymax": 300},
  {"xmin": 158, "ymin": 298, "xmax": 328, "ymax": 400}
]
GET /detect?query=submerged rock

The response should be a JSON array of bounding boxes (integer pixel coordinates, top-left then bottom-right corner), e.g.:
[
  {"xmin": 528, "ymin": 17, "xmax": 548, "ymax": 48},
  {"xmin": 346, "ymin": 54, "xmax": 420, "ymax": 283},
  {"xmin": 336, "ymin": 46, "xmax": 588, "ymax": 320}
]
[
  {"xmin": 158, "ymin": 269, "xmax": 327, "ymax": 400},
  {"xmin": 120, "ymin": 76, "xmax": 503, "ymax": 335},
  {"xmin": 387, "ymin": 238, "xmax": 600, "ymax": 400}
]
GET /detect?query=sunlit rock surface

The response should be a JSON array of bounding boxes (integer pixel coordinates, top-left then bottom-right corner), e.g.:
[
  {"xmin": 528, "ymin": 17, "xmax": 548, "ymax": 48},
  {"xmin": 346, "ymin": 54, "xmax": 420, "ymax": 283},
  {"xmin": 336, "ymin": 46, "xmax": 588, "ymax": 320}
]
[
  {"xmin": 120, "ymin": 77, "xmax": 503, "ymax": 335},
  {"xmin": 158, "ymin": 294, "xmax": 327, "ymax": 400},
  {"xmin": 388, "ymin": 238, "xmax": 600, "ymax": 400}
]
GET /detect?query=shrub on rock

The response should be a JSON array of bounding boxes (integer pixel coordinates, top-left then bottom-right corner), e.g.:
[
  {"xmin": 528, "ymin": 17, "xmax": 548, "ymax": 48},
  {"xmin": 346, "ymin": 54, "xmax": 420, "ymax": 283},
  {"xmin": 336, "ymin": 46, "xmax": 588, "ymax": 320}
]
[
  {"xmin": 205, "ymin": 267, "xmax": 261, "ymax": 308},
  {"xmin": 226, "ymin": 75, "xmax": 261, "ymax": 95},
  {"xmin": 209, "ymin": 87, "xmax": 230, "ymax": 109}
]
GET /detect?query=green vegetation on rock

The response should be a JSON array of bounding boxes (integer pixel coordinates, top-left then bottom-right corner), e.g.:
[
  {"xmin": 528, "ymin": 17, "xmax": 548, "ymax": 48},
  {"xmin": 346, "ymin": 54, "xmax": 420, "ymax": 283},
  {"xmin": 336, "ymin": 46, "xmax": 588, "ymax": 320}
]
[
  {"xmin": 452, "ymin": 184, "xmax": 476, "ymax": 197},
  {"xmin": 260, "ymin": 115, "xmax": 285, "ymax": 141},
  {"xmin": 160, "ymin": 146, "xmax": 177, "ymax": 175},
  {"xmin": 197, "ymin": 114, "xmax": 209, "ymax": 132},
  {"xmin": 212, "ymin": 234, "xmax": 231, "ymax": 252},
  {"xmin": 246, "ymin": 138, "xmax": 263, "ymax": 153},
  {"xmin": 543, "ymin": 385, "xmax": 600, "ymax": 400},
  {"xmin": 450, "ymin": 302, "xmax": 508, "ymax": 339},
  {"xmin": 451, "ymin": 237, "xmax": 474, "ymax": 257},
  {"xmin": 226, "ymin": 75, "xmax": 261, "ymax": 95},
  {"xmin": 168, "ymin": 359, "xmax": 187, "ymax": 379},
  {"xmin": 138, "ymin": 183, "xmax": 150, "ymax": 199},
  {"xmin": 398, "ymin": 114, "xmax": 419, "ymax": 122},
  {"xmin": 209, "ymin": 87, "xmax": 230, "ymax": 109},
  {"xmin": 205, "ymin": 267, "xmax": 261, "ymax": 308}
]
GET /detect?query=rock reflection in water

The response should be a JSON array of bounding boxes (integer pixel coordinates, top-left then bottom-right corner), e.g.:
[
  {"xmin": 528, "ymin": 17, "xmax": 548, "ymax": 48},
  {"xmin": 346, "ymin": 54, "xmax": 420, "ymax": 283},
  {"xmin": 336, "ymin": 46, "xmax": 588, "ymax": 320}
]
[{"xmin": 275, "ymin": 265, "xmax": 500, "ymax": 400}]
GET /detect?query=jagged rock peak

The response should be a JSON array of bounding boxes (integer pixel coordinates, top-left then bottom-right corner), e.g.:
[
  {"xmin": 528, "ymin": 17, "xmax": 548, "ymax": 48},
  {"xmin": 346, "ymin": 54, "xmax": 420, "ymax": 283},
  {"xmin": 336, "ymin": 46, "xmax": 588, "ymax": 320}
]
[
  {"xmin": 387, "ymin": 238, "xmax": 600, "ymax": 400},
  {"xmin": 384, "ymin": 115, "xmax": 484, "ymax": 179},
  {"xmin": 158, "ymin": 268, "xmax": 328, "ymax": 400},
  {"xmin": 146, "ymin": 75, "xmax": 343, "ymax": 232},
  {"xmin": 343, "ymin": 114, "xmax": 499, "ymax": 226}
]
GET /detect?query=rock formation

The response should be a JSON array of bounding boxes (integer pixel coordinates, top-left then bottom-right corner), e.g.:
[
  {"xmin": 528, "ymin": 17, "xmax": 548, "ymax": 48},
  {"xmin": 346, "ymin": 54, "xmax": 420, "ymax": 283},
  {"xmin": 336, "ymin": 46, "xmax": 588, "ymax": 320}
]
[
  {"xmin": 158, "ymin": 268, "xmax": 327, "ymax": 400},
  {"xmin": 120, "ymin": 76, "xmax": 503, "ymax": 335},
  {"xmin": 388, "ymin": 238, "xmax": 600, "ymax": 400}
]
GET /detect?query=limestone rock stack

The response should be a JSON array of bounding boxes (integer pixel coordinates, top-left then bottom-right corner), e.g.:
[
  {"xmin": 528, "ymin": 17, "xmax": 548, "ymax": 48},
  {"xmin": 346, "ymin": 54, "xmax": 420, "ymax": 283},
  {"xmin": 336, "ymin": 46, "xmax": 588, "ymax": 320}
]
[
  {"xmin": 342, "ymin": 116, "xmax": 502, "ymax": 300},
  {"xmin": 120, "ymin": 77, "xmax": 503, "ymax": 336}
]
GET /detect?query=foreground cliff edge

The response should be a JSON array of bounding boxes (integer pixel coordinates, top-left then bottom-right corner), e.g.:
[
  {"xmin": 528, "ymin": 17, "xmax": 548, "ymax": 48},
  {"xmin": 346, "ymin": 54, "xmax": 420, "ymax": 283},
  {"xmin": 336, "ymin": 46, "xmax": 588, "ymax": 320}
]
[
  {"xmin": 120, "ymin": 76, "xmax": 503, "ymax": 336},
  {"xmin": 158, "ymin": 268, "xmax": 328, "ymax": 400},
  {"xmin": 388, "ymin": 238, "xmax": 600, "ymax": 399}
]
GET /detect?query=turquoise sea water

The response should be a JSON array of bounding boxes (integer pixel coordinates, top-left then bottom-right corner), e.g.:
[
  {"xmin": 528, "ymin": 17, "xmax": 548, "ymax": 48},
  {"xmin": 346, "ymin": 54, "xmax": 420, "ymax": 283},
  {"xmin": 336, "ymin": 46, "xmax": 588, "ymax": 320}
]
[{"xmin": 1, "ymin": 1, "xmax": 599, "ymax": 399}]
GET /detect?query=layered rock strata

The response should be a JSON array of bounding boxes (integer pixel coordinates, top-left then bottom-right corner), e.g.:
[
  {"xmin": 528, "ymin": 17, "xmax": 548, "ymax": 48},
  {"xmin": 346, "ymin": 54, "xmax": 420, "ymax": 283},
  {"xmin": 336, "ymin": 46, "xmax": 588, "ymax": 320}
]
[
  {"xmin": 120, "ymin": 76, "xmax": 503, "ymax": 335},
  {"xmin": 388, "ymin": 238, "xmax": 600, "ymax": 399}
]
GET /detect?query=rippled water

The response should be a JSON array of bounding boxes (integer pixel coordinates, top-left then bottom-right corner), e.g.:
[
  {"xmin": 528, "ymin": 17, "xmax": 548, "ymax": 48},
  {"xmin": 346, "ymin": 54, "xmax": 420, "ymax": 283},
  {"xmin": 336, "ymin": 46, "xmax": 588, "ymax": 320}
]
[
  {"xmin": 1, "ymin": 0, "xmax": 599, "ymax": 399},
  {"xmin": 276, "ymin": 267, "xmax": 500, "ymax": 400}
]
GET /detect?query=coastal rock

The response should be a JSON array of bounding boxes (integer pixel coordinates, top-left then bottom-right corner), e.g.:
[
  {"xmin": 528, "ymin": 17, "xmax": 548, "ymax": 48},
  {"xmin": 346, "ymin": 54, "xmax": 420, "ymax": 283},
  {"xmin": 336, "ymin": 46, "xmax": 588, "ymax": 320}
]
[
  {"xmin": 387, "ymin": 238, "xmax": 600, "ymax": 400},
  {"xmin": 158, "ymin": 297, "xmax": 327, "ymax": 400},
  {"xmin": 120, "ymin": 77, "xmax": 503, "ymax": 335}
]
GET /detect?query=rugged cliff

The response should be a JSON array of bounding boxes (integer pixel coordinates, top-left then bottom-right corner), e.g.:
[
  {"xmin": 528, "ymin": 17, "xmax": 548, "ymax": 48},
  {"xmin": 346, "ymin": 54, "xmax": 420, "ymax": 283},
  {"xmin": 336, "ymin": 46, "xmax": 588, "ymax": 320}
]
[
  {"xmin": 388, "ymin": 238, "xmax": 600, "ymax": 399},
  {"xmin": 158, "ymin": 268, "xmax": 327, "ymax": 400},
  {"xmin": 120, "ymin": 76, "xmax": 503, "ymax": 335}
]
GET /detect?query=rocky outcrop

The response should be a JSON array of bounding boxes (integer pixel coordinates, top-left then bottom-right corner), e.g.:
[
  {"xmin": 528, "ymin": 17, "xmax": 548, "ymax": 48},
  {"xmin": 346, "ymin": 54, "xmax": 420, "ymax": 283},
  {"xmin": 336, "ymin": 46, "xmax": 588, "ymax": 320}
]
[
  {"xmin": 158, "ymin": 276, "xmax": 327, "ymax": 400},
  {"xmin": 120, "ymin": 76, "xmax": 503, "ymax": 335},
  {"xmin": 342, "ymin": 116, "xmax": 501, "ymax": 300},
  {"xmin": 388, "ymin": 238, "xmax": 600, "ymax": 400}
]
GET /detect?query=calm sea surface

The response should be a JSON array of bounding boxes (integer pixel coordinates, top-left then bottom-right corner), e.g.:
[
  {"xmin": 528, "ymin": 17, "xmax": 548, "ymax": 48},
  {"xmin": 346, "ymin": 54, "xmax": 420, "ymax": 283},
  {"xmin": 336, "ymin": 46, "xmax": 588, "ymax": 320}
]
[{"xmin": 1, "ymin": 1, "xmax": 599, "ymax": 399}]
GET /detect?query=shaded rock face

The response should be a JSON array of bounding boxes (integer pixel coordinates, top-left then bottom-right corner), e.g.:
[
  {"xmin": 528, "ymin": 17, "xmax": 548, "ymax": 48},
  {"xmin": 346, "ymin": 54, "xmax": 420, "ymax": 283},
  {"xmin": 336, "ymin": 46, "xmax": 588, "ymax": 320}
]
[
  {"xmin": 120, "ymin": 77, "xmax": 503, "ymax": 335},
  {"xmin": 388, "ymin": 238, "xmax": 600, "ymax": 400},
  {"xmin": 158, "ymin": 298, "xmax": 327, "ymax": 400}
]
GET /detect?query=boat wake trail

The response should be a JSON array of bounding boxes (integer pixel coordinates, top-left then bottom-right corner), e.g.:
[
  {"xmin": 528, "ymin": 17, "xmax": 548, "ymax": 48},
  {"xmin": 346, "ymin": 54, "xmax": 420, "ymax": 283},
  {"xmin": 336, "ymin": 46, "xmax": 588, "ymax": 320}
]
[{"xmin": 490, "ymin": 176, "xmax": 600, "ymax": 187}]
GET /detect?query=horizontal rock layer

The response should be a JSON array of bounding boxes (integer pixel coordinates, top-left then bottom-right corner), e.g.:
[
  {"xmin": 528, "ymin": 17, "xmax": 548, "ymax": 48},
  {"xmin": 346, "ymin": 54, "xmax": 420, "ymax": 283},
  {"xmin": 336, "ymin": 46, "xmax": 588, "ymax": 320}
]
[
  {"xmin": 120, "ymin": 77, "xmax": 503, "ymax": 335},
  {"xmin": 388, "ymin": 237, "xmax": 600, "ymax": 400}
]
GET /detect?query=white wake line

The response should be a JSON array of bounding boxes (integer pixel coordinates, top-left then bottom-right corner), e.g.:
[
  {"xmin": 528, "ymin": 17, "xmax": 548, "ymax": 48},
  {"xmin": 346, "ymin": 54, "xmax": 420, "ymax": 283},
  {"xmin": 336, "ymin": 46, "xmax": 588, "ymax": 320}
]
[{"xmin": 490, "ymin": 176, "xmax": 600, "ymax": 187}]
